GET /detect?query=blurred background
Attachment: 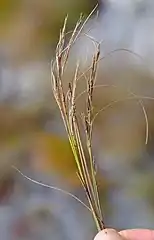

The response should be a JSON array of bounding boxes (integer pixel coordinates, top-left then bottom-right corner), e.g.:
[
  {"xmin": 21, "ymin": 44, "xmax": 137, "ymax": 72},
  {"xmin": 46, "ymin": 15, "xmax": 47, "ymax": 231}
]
[{"xmin": 1, "ymin": 0, "xmax": 154, "ymax": 239}]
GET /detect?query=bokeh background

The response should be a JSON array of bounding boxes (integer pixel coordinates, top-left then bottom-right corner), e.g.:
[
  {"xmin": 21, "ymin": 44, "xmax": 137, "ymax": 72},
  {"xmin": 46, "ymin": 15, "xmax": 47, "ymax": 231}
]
[{"xmin": 1, "ymin": 0, "xmax": 154, "ymax": 239}]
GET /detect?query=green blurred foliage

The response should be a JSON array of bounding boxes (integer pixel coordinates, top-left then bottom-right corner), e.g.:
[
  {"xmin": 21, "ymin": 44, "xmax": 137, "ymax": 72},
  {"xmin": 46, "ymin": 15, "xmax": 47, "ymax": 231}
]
[
  {"xmin": 0, "ymin": 0, "xmax": 98, "ymax": 61},
  {"xmin": 0, "ymin": 0, "xmax": 20, "ymax": 22}
]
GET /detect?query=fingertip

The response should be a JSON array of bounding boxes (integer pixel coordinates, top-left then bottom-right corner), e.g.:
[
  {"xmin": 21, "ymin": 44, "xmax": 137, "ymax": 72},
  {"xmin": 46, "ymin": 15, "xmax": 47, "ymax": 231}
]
[{"xmin": 94, "ymin": 228, "xmax": 125, "ymax": 240}]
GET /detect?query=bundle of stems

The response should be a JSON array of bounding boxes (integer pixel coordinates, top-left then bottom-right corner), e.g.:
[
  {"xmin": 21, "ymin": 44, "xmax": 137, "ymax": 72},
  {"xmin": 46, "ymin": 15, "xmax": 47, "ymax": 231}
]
[{"xmin": 51, "ymin": 9, "xmax": 105, "ymax": 232}]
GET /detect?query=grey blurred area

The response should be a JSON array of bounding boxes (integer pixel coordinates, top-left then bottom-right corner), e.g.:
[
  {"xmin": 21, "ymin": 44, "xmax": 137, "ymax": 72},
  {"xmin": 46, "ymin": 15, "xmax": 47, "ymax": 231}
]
[{"xmin": 0, "ymin": 0, "xmax": 154, "ymax": 239}]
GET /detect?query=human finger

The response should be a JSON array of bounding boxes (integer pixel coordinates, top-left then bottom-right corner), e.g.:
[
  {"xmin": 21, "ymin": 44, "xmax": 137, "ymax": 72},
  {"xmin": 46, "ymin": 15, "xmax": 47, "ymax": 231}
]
[
  {"xmin": 119, "ymin": 229, "xmax": 154, "ymax": 240},
  {"xmin": 94, "ymin": 228, "xmax": 126, "ymax": 240}
]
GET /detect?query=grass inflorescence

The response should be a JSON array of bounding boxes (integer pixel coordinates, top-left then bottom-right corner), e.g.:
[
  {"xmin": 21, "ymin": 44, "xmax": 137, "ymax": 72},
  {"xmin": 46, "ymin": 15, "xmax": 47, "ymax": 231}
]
[{"xmin": 50, "ymin": 6, "xmax": 105, "ymax": 231}]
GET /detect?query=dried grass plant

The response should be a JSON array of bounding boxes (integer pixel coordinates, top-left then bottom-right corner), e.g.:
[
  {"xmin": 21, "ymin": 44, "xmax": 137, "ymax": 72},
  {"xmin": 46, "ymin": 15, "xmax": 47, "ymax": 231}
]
[
  {"xmin": 50, "ymin": 6, "xmax": 107, "ymax": 231},
  {"xmin": 13, "ymin": 4, "xmax": 154, "ymax": 235},
  {"xmin": 50, "ymin": 5, "xmax": 154, "ymax": 231}
]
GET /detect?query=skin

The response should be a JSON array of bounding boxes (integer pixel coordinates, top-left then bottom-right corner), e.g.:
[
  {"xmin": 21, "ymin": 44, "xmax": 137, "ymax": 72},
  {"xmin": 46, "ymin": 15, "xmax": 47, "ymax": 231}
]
[{"xmin": 94, "ymin": 228, "xmax": 154, "ymax": 240}]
